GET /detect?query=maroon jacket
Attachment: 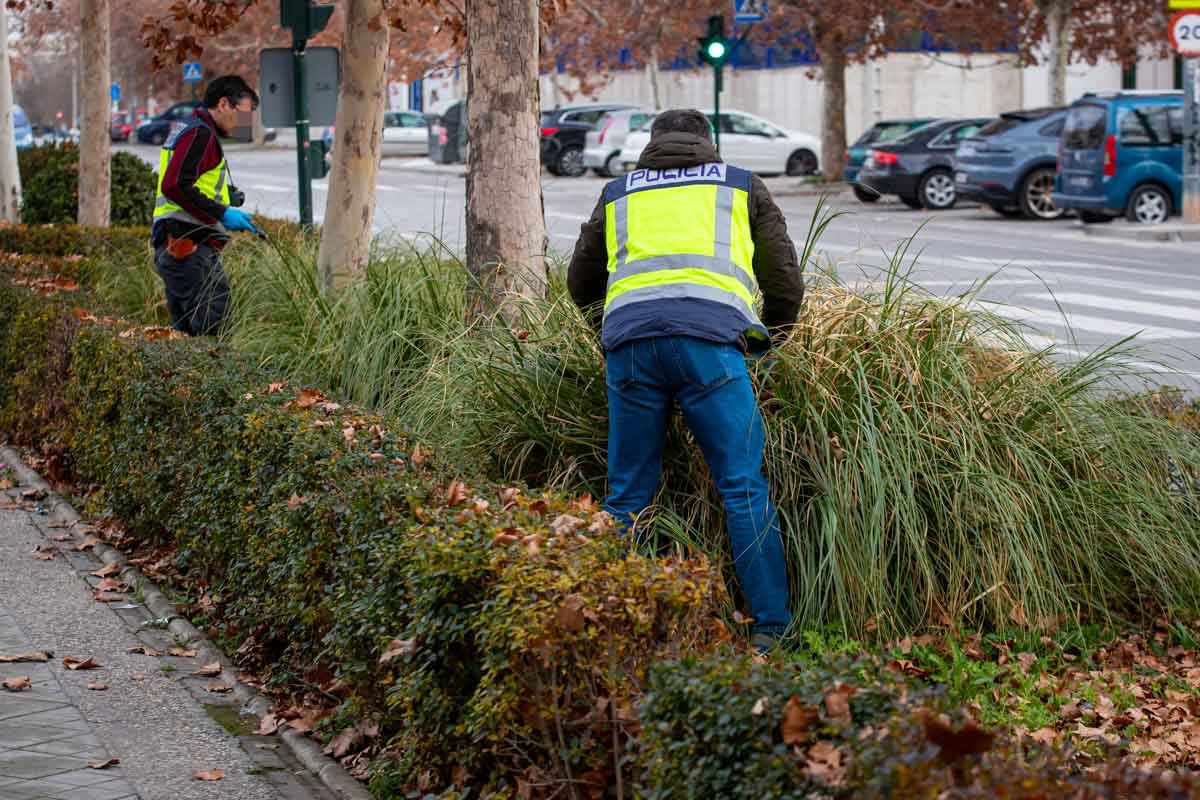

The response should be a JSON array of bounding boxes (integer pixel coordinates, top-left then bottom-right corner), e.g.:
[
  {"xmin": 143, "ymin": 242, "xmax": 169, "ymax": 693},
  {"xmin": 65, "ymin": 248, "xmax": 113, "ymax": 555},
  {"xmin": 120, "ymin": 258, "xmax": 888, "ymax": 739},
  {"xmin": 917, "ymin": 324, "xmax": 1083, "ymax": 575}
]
[{"xmin": 152, "ymin": 107, "xmax": 229, "ymax": 248}]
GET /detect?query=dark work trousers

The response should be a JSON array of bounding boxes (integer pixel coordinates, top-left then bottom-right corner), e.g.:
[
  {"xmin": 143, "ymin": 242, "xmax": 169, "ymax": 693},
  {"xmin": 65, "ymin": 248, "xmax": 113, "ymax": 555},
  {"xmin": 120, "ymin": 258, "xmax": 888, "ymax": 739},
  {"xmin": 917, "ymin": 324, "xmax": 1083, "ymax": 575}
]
[{"xmin": 152, "ymin": 241, "xmax": 231, "ymax": 336}]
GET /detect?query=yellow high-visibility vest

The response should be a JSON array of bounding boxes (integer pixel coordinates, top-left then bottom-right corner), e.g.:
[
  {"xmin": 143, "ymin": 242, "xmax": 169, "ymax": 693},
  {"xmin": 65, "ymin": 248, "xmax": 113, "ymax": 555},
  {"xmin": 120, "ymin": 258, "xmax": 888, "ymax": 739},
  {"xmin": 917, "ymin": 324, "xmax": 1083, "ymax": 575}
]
[
  {"xmin": 153, "ymin": 121, "xmax": 230, "ymax": 227},
  {"xmin": 600, "ymin": 162, "xmax": 766, "ymax": 343}
]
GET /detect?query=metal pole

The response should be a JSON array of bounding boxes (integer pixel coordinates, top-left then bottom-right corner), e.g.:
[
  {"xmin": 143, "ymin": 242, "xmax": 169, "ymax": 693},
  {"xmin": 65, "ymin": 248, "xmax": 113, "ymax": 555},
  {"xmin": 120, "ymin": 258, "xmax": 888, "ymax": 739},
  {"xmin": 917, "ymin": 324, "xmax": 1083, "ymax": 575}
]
[
  {"xmin": 713, "ymin": 67, "xmax": 722, "ymax": 155},
  {"xmin": 292, "ymin": 37, "xmax": 313, "ymax": 228},
  {"xmin": 1184, "ymin": 57, "xmax": 1200, "ymax": 225}
]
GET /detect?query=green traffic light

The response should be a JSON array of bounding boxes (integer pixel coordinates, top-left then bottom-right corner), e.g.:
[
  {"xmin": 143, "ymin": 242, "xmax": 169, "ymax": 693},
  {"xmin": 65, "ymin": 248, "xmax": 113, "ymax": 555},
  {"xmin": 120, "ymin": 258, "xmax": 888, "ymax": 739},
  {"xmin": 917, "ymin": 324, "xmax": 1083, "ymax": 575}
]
[{"xmin": 706, "ymin": 40, "xmax": 727, "ymax": 60}]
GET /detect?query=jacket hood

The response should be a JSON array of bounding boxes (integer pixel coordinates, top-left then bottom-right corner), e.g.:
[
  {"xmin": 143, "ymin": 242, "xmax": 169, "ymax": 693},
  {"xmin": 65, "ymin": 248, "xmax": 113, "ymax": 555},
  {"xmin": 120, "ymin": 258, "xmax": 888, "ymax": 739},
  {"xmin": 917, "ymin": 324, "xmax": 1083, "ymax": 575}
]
[{"xmin": 636, "ymin": 132, "xmax": 722, "ymax": 169}]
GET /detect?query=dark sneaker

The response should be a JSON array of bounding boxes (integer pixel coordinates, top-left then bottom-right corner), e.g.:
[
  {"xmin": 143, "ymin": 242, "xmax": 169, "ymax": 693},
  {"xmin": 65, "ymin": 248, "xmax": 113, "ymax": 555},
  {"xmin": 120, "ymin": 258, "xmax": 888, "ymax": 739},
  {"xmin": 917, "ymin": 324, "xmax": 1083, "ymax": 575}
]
[{"xmin": 751, "ymin": 631, "xmax": 780, "ymax": 655}]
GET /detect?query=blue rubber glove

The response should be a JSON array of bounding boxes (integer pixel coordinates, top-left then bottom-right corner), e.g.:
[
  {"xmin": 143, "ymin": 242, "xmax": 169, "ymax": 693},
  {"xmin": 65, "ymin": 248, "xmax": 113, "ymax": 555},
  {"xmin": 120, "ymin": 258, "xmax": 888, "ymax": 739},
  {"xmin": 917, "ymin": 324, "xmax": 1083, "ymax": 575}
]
[{"xmin": 221, "ymin": 206, "xmax": 258, "ymax": 233}]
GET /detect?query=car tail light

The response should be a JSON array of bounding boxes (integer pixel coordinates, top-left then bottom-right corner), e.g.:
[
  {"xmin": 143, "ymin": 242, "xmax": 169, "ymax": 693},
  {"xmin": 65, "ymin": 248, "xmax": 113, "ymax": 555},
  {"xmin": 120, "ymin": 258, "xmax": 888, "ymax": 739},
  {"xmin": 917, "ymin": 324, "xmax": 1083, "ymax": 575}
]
[
  {"xmin": 540, "ymin": 126, "xmax": 559, "ymax": 138},
  {"xmin": 597, "ymin": 116, "xmax": 614, "ymax": 145},
  {"xmin": 873, "ymin": 150, "xmax": 899, "ymax": 166},
  {"xmin": 1103, "ymin": 134, "xmax": 1116, "ymax": 178}
]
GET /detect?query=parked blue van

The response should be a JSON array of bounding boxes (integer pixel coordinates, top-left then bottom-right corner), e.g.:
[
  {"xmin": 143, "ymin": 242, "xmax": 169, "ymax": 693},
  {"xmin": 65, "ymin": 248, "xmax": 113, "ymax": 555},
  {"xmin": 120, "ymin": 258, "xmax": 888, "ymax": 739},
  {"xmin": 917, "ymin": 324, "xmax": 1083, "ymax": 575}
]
[
  {"xmin": 13, "ymin": 104, "xmax": 33, "ymax": 150},
  {"xmin": 1053, "ymin": 91, "xmax": 1182, "ymax": 224}
]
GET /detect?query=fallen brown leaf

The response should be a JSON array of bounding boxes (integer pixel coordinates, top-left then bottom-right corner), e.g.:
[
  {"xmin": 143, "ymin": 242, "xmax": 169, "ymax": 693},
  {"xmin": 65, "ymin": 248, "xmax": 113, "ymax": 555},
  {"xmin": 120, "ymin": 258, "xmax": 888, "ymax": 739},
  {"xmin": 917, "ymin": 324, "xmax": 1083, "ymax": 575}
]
[
  {"xmin": 74, "ymin": 535, "xmax": 101, "ymax": 551},
  {"xmin": 258, "ymin": 713, "xmax": 280, "ymax": 735},
  {"xmin": 168, "ymin": 647, "xmax": 198, "ymax": 658},
  {"xmin": 825, "ymin": 684, "xmax": 854, "ymax": 725},
  {"xmin": 781, "ymin": 695, "xmax": 820, "ymax": 746},
  {"xmin": 379, "ymin": 638, "xmax": 416, "ymax": 665},
  {"xmin": 87, "ymin": 682, "xmax": 108, "ymax": 691},
  {"xmin": 205, "ymin": 683, "xmax": 231, "ymax": 694},
  {"xmin": 2, "ymin": 675, "xmax": 31, "ymax": 691},
  {"xmin": 88, "ymin": 758, "xmax": 120, "ymax": 770},
  {"xmin": 193, "ymin": 663, "xmax": 222, "ymax": 677},
  {"xmin": 193, "ymin": 769, "xmax": 225, "ymax": 781},
  {"xmin": 92, "ymin": 592, "xmax": 125, "ymax": 603},
  {"xmin": 63, "ymin": 656, "xmax": 101, "ymax": 670},
  {"xmin": 325, "ymin": 726, "xmax": 365, "ymax": 759},
  {"xmin": 34, "ymin": 547, "xmax": 55, "ymax": 561},
  {"xmin": 96, "ymin": 578, "xmax": 128, "ymax": 592},
  {"xmin": 0, "ymin": 651, "xmax": 50, "ymax": 663},
  {"xmin": 295, "ymin": 389, "xmax": 325, "ymax": 409},
  {"xmin": 922, "ymin": 712, "xmax": 996, "ymax": 763},
  {"xmin": 128, "ymin": 646, "xmax": 162, "ymax": 657},
  {"xmin": 91, "ymin": 563, "xmax": 121, "ymax": 578}
]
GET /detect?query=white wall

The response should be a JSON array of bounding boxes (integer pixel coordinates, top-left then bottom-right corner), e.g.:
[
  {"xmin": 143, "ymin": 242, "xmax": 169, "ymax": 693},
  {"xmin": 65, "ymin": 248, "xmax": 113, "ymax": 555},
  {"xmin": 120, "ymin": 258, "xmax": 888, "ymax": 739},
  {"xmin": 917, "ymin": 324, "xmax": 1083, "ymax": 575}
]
[{"xmin": 1020, "ymin": 56, "xmax": 1122, "ymax": 108}]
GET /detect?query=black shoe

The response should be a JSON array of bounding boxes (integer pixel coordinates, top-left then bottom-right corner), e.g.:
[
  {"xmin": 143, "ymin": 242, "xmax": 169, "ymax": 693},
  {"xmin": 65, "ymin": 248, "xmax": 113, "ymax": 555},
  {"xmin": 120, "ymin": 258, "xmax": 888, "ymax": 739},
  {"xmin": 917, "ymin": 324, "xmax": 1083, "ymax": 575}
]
[{"xmin": 751, "ymin": 632, "xmax": 780, "ymax": 655}]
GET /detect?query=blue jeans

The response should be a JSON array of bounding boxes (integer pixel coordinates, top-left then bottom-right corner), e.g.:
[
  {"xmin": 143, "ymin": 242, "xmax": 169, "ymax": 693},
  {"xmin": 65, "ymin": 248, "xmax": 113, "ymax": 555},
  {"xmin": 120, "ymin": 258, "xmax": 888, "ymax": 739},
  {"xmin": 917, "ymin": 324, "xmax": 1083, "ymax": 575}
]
[{"xmin": 604, "ymin": 336, "xmax": 791, "ymax": 634}]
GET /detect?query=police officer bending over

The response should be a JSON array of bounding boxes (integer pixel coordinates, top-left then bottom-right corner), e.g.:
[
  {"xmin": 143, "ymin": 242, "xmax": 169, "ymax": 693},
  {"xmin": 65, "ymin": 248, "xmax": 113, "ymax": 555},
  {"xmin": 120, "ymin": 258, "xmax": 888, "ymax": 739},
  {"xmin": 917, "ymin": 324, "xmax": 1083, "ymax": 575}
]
[
  {"xmin": 151, "ymin": 75, "xmax": 259, "ymax": 336},
  {"xmin": 567, "ymin": 108, "xmax": 805, "ymax": 652}
]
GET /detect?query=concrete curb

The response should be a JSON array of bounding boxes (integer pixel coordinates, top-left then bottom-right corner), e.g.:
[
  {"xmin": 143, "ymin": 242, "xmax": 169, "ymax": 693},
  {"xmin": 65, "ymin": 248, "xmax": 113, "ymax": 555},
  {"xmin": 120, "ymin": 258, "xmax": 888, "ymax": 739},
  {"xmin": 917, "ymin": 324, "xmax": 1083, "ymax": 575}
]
[
  {"xmin": 1078, "ymin": 223, "xmax": 1200, "ymax": 242},
  {"xmin": 0, "ymin": 446, "xmax": 372, "ymax": 800}
]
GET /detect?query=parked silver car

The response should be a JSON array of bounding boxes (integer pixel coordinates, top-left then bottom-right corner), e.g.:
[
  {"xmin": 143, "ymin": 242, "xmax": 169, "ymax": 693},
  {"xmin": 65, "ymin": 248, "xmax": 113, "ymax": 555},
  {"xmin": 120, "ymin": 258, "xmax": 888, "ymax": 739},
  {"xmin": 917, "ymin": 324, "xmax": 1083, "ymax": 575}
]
[{"xmin": 583, "ymin": 108, "xmax": 655, "ymax": 177}]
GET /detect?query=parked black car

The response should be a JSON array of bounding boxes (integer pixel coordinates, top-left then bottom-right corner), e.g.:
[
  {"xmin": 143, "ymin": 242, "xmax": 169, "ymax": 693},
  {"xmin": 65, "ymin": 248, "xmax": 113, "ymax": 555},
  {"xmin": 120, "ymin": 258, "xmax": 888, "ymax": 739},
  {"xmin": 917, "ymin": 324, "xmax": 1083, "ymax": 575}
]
[
  {"xmin": 954, "ymin": 107, "xmax": 1066, "ymax": 220},
  {"xmin": 540, "ymin": 104, "xmax": 636, "ymax": 177},
  {"xmin": 856, "ymin": 117, "xmax": 991, "ymax": 210},
  {"xmin": 428, "ymin": 100, "xmax": 468, "ymax": 164},
  {"xmin": 135, "ymin": 101, "xmax": 200, "ymax": 145}
]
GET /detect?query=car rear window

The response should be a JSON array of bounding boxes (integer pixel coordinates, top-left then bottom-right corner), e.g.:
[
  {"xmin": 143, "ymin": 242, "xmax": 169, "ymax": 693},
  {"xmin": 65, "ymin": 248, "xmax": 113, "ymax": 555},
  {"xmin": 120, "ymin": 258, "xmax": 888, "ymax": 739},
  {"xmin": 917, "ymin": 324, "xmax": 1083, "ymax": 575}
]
[
  {"xmin": 977, "ymin": 117, "xmax": 1023, "ymax": 137},
  {"xmin": 539, "ymin": 112, "xmax": 556, "ymax": 127},
  {"xmin": 1062, "ymin": 104, "xmax": 1107, "ymax": 150},
  {"xmin": 855, "ymin": 122, "xmax": 916, "ymax": 147},
  {"xmin": 628, "ymin": 113, "xmax": 652, "ymax": 131}
]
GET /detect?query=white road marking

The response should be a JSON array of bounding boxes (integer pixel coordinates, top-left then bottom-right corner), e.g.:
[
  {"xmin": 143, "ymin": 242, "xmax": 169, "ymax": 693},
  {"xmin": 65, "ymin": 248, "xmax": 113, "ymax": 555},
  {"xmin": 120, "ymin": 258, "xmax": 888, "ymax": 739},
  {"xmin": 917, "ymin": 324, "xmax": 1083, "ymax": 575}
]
[
  {"xmin": 1004, "ymin": 304, "xmax": 1197, "ymax": 340},
  {"xmin": 1042, "ymin": 292, "xmax": 1200, "ymax": 327}
]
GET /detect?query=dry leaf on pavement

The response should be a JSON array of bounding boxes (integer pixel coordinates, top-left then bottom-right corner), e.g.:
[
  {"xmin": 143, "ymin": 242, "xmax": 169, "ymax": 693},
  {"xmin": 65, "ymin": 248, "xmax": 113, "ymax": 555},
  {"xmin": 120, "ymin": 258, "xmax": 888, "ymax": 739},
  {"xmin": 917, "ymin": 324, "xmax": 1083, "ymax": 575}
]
[
  {"xmin": 2, "ymin": 676, "xmax": 31, "ymax": 691},
  {"xmin": 258, "ymin": 713, "xmax": 280, "ymax": 735},
  {"xmin": 193, "ymin": 663, "xmax": 222, "ymax": 677},
  {"xmin": 91, "ymin": 563, "xmax": 121, "ymax": 578},
  {"xmin": 63, "ymin": 656, "xmax": 101, "ymax": 670},
  {"xmin": 88, "ymin": 758, "xmax": 120, "ymax": 769},
  {"xmin": 194, "ymin": 769, "xmax": 225, "ymax": 781},
  {"xmin": 87, "ymin": 682, "xmax": 108, "ymax": 691},
  {"xmin": 168, "ymin": 647, "xmax": 198, "ymax": 658},
  {"xmin": 0, "ymin": 651, "xmax": 51, "ymax": 663},
  {"xmin": 128, "ymin": 646, "xmax": 162, "ymax": 657},
  {"xmin": 205, "ymin": 683, "xmax": 231, "ymax": 694}
]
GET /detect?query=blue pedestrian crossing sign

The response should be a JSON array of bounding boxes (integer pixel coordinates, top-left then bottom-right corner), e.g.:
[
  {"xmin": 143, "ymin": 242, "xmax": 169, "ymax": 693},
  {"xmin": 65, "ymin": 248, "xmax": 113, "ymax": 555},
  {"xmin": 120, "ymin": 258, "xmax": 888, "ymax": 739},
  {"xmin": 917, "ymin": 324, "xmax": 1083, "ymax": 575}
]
[
  {"xmin": 734, "ymin": 0, "xmax": 767, "ymax": 23},
  {"xmin": 110, "ymin": 83, "xmax": 120, "ymax": 103},
  {"xmin": 182, "ymin": 62, "xmax": 204, "ymax": 83}
]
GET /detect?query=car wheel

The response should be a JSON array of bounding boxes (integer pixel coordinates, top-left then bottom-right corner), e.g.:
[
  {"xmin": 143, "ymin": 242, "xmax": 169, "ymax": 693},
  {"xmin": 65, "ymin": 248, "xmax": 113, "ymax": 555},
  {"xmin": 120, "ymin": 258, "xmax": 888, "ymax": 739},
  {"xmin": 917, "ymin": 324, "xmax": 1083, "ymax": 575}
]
[
  {"xmin": 1079, "ymin": 211, "xmax": 1114, "ymax": 224},
  {"xmin": 919, "ymin": 169, "xmax": 957, "ymax": 210},
  {"xmin": 603, "ymin": 152, "xmax": 625, "ymax": 178},
  {"xmin": 785, "ymin": 149, "xmax": 818, "ymax": 177},
  {"xmin": 900, "ymin": 194, "xmax": 923, "ymax": 209},
  {"xmin": 556, "ymin": 146, "xmax": 586, "ymax": 178},
  {"xmin": 1018, "ymin": 167, "xmax": 1063, "ymax": 220},
  {"xmin": 1125, "ymin": 184, "xmax": 1171, "ymax": 224},
  {"xmin": 852, "ymin": 185, "xmax": 880, "ymax": 203},
  {"xmin": 989, "ymin": 203, "xmax": 1023, "ymax": 218},
  {"xmin": 150, "ymin": 131, "xmax": 167, "ymax": 146}
]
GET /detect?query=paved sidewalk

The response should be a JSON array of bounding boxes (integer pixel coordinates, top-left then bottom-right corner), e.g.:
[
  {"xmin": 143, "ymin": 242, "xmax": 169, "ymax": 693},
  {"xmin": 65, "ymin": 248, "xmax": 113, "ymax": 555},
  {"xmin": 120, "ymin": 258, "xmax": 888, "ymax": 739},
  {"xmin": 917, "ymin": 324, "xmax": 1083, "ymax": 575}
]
[{"xmin": 0, "ymin": 474, "xmax": 333, "ymax": 800}]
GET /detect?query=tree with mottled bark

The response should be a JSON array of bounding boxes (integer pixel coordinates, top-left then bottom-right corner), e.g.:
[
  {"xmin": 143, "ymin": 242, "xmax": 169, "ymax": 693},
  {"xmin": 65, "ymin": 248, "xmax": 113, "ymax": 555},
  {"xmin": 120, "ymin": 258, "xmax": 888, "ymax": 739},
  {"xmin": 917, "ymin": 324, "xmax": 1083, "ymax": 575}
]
[
  {"xmin": 464, "ymin": 0, "xmax": 546, "ymax": 316},
  {"xmin": 78, "ymin": 0, "xmax": 109, "ymax": 226},
  {"xmin": 0, "ymin": 1, "xmax": 20, "ymax": 221},
  {"xmin": 317, "ymin": 0, "xmax": 388, "ymax": 292}
]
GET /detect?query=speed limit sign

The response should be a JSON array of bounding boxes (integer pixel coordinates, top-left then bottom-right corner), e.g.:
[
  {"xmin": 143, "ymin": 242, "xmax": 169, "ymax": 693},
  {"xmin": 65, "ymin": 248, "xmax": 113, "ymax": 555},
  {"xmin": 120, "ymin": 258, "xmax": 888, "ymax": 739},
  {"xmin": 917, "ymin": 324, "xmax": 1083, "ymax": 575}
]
[{"xmin": 1170, "ymin": 11, "xmax": 1200, "ymax": 55}]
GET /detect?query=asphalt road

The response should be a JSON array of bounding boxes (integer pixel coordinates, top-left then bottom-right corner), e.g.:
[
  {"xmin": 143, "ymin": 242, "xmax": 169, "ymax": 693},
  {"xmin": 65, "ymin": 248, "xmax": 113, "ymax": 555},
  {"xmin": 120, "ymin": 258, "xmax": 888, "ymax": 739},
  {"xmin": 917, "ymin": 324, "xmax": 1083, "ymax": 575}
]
[{"xmin": 124, "ymin": 144, "xmax": 1200, "ymax": 394}]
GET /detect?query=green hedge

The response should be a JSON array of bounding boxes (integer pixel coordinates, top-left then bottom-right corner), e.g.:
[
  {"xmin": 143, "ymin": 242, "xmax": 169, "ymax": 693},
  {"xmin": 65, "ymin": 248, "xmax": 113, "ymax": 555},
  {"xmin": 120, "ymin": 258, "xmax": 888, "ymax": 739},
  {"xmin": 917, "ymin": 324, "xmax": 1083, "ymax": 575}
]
[
  {"xmin": 4, "ymin": 233, "xmax": 1200, "ymax": 798},
  {"xmin": 18, "ymin": 143, "xmax": 157, "ymax": 226}
]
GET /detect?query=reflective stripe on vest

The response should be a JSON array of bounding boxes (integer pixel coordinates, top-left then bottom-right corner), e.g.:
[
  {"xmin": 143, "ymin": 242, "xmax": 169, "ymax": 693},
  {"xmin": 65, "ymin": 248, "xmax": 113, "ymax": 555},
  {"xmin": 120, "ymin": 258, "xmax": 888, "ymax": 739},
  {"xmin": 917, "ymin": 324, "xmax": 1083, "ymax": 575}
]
[
  {"xmin": 153, "ymin": 122, "xmax": 230, "ymax": 226},
  {"xmin": 601, "ymin": 163, "xmax": 764, "ymax": 337}
]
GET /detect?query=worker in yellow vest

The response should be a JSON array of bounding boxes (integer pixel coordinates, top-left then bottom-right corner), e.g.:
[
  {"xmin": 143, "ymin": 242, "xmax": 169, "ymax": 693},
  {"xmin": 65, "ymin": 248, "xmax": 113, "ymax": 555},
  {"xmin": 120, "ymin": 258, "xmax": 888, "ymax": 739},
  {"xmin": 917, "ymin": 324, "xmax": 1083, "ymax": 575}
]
[
  {"xmin": 568, "ymin": 109, "xmax": 805, "ymax": 653},
  {"xmin": 152, "ymin": 75, "xmax": 259, "ymax": 336}
]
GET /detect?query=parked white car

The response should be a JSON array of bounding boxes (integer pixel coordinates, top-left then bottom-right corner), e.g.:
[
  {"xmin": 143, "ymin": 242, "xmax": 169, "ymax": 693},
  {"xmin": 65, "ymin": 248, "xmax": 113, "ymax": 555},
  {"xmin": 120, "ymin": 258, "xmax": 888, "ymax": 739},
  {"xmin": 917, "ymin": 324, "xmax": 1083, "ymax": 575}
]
[
  {"xmin": 619, "ymin": 109, "xmax": 820, "ymax": 176},
  {"xmin": 381, "ymin": 111, "xmax": 429, "ymax": 156},
  {"xmin": 583, "ymin": 108, "xmax": 656, "ymax": 177}
]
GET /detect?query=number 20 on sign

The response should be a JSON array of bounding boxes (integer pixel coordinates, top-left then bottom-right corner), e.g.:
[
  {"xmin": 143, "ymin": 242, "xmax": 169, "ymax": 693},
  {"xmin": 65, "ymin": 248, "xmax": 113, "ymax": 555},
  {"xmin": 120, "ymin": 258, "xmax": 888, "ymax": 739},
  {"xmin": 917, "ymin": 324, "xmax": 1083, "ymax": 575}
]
[{"xmin": 1171, "ymin": 11, "xmax": 1200, "ymax": 55}]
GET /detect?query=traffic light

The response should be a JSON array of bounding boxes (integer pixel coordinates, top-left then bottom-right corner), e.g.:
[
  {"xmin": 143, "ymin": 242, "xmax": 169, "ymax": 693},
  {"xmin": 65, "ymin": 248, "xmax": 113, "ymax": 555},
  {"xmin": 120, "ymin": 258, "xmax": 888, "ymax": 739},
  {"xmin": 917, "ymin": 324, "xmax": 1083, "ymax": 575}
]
[
  {"xmin": 697, "ymin": 15, "xmax": 732, "ymax": 67},
  {"xmin": 280, "ymin": 0, "xmax": 335, "ymax": 41}
]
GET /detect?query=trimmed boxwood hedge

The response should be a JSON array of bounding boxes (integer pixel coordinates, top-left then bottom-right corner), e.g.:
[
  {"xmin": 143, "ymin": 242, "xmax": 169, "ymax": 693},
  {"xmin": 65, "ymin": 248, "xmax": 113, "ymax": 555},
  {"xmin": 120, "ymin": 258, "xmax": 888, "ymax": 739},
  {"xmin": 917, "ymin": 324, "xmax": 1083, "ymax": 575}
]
[{"xmin": 3, "ymin": 228, "xmax": 1200, "ymax": 799}]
